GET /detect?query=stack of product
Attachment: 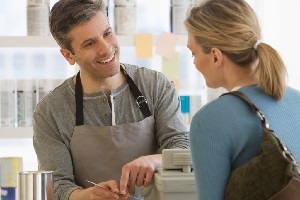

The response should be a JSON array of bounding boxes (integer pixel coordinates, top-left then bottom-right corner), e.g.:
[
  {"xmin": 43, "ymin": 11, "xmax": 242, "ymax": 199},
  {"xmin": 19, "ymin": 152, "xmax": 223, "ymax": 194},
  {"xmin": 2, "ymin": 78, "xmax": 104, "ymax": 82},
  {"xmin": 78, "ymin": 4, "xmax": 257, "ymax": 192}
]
[
  {"xmin": 171, "ymin": 0, "xmax": 194, "ymax": 34},
  {"xmin": 27, "ymin": 0, "xmax": 50, "ymax": 35},
  {"xmin": 114, "ymin": 0, "xmax": 137, "ymax": 35}
]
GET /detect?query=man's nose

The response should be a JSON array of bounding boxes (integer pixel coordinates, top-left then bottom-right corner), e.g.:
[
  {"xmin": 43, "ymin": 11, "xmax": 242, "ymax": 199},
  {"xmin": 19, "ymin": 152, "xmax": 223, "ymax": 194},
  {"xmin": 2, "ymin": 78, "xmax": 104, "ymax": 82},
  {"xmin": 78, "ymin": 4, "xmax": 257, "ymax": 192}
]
[{"xmin": 97, "ymin": 38, "xmax": 111, "ymax": 55}]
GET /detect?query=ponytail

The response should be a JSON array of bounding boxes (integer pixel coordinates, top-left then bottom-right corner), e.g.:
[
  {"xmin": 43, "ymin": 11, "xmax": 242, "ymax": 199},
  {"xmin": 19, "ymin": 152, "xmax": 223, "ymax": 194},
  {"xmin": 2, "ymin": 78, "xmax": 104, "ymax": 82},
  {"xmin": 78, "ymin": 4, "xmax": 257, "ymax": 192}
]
[{"xmin": 256, "ymin": 43, "xmax": 287, "ymax": 100}]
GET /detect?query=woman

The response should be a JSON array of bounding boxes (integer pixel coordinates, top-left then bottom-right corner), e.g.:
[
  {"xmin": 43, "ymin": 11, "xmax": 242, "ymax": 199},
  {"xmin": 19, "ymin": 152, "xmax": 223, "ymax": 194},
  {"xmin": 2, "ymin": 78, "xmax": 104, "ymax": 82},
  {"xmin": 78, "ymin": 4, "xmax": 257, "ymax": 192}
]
[{"xmin": 184, "ymin": 0, "xmax": 300, "ymax": 199}]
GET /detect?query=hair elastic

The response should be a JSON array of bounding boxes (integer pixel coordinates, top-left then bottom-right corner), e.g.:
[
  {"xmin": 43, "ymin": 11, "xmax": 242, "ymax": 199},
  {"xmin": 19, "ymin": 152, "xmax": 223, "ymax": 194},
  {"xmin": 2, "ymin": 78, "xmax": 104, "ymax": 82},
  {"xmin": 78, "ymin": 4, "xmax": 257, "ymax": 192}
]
[{"xmin": 254, "ymin": 40, "xmax": 262, "ymax": 50}]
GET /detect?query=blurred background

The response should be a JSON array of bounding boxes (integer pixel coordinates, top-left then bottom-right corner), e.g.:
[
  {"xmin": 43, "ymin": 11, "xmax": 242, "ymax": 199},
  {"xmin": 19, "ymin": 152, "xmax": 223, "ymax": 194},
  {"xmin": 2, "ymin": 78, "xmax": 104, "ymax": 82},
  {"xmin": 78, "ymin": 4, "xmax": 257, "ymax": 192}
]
[{"xmin": 0, "ymin": 0, "xmax": 299, "ymax": 171}]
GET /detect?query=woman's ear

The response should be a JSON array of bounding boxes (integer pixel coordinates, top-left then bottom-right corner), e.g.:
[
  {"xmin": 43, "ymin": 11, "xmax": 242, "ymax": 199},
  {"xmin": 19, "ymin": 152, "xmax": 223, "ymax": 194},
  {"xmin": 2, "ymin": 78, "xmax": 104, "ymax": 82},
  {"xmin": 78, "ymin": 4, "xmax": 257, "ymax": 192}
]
[
  {"xmin": 60, "ymin": 48, "xmax": 76, "ymax": 65},
  {"xmin": 211, "ymin": 48, "xmax": 223, "ymax": 67}
]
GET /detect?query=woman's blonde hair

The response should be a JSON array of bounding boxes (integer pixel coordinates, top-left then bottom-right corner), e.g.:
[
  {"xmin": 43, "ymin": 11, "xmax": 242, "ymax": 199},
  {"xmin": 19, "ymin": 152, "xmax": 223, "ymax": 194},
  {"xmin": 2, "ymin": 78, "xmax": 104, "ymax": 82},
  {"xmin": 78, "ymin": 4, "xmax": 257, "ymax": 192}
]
[{"xmin": 184, "ymin": 0, "xmax": 287, "ymax": 100}]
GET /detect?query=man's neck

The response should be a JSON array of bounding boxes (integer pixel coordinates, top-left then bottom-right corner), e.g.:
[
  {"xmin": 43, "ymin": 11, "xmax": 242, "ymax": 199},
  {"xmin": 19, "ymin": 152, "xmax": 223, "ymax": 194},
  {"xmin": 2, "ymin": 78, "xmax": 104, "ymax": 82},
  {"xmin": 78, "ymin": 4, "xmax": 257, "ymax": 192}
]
[{"xmin": 73, "ymin": 70, "xmax": 126, "ymax": 95}]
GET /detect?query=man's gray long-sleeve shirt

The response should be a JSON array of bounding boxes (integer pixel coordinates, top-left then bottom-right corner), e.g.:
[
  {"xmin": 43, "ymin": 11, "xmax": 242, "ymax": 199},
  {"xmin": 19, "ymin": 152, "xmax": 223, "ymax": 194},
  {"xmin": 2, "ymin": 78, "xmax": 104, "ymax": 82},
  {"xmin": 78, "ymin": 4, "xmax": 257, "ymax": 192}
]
[{"xmin": 33, "ymin": 63, "xmax": 189, "ymax": 199}]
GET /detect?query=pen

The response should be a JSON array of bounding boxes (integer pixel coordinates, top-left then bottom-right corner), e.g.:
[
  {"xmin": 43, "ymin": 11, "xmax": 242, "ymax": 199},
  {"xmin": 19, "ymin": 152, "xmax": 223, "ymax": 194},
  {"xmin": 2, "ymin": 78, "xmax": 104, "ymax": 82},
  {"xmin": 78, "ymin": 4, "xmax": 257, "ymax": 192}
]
[{"xmin": 86, "ymin": 180, "xmax": 143, "ymax": 200}]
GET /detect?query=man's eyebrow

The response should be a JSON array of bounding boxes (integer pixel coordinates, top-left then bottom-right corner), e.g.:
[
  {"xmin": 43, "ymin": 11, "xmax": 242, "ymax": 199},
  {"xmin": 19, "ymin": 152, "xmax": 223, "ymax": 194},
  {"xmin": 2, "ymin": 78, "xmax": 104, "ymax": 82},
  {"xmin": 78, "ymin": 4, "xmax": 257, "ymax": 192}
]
[
  {"xmin": 80, "ymin": 27, "xmax": 112, "ymax": 45},
  {"xmin": 105, "ymin": 27, "xmax": 112, "ymax": 32},
  {"xmin": 80, "ymin": 37, "xmax": 95, "ymax": 47}
]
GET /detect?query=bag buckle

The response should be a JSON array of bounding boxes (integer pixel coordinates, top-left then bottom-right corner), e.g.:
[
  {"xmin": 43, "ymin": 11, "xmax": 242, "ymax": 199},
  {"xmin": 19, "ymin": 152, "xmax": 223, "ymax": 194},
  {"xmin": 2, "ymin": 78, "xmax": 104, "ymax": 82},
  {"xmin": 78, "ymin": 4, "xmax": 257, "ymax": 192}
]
[{"xmin": 136, "ymin": 96, "xmax": 147, "ymax": 107}]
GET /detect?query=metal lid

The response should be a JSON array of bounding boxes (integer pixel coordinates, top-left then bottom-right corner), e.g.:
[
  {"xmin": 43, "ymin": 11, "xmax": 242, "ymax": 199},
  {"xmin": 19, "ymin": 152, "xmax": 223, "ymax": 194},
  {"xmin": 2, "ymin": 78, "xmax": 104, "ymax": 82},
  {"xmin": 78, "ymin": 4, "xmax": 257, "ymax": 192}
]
[
  {"xmin": 172, "ymin": 0, "xmax": 194, "ymax": 6},
  {"xmin": 115, "ymin": 0, "xmax": 137, "ymax": 6},
  {"xmin": 27, "ymin": 0, "xmax": 50, "ymax": 6}
]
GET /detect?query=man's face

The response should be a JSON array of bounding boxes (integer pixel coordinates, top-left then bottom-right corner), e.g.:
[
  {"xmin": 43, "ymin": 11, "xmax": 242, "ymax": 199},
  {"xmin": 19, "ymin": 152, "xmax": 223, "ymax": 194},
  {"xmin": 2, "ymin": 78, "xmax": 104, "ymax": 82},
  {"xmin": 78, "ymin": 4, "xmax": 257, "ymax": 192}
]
[{"xmin": 61, "ymin": 12, "xmax": 120, "ymax": 81}]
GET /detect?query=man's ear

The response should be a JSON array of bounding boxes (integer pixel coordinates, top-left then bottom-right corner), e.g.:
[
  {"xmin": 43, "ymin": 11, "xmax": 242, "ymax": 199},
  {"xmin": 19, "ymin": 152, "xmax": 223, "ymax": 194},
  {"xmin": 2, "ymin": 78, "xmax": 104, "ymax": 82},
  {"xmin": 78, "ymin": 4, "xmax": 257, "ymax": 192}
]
[
  {"xmin": 60, "ymin": 48, "xmax": 76, "ymax": 65},
  {"xmin": 211, "ymin": 48, "xmax": 223, "ymax": 67}
]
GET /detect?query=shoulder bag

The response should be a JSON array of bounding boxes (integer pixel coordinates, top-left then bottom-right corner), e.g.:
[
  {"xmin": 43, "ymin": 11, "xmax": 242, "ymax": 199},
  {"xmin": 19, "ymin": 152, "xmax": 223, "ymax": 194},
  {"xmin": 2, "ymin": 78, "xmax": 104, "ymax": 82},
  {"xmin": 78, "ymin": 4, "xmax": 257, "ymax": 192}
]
[{"xmin": 222, "ymin": 91, "xmax": 300, "ymax": 200}]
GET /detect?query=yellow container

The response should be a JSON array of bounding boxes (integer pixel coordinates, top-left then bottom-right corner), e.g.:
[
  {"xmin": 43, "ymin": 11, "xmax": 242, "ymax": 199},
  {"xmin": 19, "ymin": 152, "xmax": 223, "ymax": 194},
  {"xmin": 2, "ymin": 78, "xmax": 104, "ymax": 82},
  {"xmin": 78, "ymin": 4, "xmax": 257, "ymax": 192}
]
[{"xmin": 0, "ymin": 157, "xmax": 23, "ymax": 187}]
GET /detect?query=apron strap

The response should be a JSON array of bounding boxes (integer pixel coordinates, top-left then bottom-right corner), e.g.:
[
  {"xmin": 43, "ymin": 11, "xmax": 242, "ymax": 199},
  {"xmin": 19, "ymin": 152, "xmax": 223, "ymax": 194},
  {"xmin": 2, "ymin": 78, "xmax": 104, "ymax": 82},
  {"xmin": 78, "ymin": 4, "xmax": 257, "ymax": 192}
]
[
  {"xmin": 75, "ymin": 65, "xmax": 152, "ymax": 126},
  {"xmin": 75, "ymin": 71, "xmax": 84, "ymax": 125},
  {"xmin": 120, "ymin": 66, "xmax": 152, "ymax": 118}
]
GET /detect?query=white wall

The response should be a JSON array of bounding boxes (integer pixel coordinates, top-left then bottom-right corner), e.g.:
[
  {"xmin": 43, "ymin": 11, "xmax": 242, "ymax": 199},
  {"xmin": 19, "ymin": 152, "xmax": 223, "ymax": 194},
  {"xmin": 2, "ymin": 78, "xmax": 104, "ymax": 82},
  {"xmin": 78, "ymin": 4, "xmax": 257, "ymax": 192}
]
[{"xmin": 259, "ymin": 0, "xmax": 300, "ymax": 89}]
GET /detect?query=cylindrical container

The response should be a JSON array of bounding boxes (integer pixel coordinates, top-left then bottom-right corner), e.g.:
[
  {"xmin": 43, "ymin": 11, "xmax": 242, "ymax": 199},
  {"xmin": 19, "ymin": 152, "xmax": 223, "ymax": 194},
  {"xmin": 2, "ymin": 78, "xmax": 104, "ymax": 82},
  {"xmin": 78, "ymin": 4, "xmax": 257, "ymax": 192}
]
[
  {"xmin": 0, "ymin": 80, "xmax": 16, "ymax": 127},
  {"xmin": 114, "ymin": 0, "xmax": 137, "ymax": 35},
  {"xmin": 171, "ymin": 0, "xmax": 194, "ymax": 34},
  {"xmin": 17, "ymin": 171, "xmax": 54, "ymax": 200},
  {"xmin": 27, "ymin": 0, "xmax": 50, "ymax": 36},
  {"xmin": 0, "ymin": 157, "xmax": 23, "ymax": 200},
  {"xmin": 16, "ymin": 79, "xmax": 37, "ymax": 127}
]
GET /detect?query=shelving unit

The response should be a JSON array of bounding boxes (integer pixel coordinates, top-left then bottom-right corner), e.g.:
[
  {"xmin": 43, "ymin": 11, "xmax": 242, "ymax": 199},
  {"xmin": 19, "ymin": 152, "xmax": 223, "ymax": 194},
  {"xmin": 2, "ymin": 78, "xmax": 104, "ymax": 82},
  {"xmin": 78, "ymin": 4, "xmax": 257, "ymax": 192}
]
[
  {"xmin": 0, "ymin": 127, "xmax": 33, "ymax": 138},
  {"xmin": 0, "ymin": 34, "xmax": 193, "ymax": 139}
]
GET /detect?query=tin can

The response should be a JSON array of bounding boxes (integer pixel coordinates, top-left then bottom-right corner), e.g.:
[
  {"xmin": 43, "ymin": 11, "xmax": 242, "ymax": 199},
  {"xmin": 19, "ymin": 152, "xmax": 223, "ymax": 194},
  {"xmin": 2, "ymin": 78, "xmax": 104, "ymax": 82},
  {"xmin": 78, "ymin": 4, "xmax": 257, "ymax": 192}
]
[
  {"xmin": 171, "ymin": 0, "xmax": 194, "ymax": 34},
  {"xmin": 18, "ymin": 171, "xmax": 54, "ymax": 200},
  {"xmin": 114, "ymin": 0, "xmax": 137, "ymax": 35},
  {"xmin": 27, "ymin": 4, "xmax": 50, "ymax": 36}
]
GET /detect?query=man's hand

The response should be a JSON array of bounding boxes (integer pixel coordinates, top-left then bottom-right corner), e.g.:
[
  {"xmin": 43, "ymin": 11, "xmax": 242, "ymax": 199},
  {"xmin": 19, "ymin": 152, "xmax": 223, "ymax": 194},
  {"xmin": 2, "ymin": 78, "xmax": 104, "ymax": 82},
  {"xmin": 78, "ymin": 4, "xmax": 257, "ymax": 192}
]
[
  {"xmin": 90, "ymin": 180, "xmax": 127, "ymax": 199},
  {"xmin": 119, "ymin": 154, "xmax": 162, "ymax": 195},
  {"xmin": 70, "ymin": 180, "xmax": 128, "ymax": 200}
]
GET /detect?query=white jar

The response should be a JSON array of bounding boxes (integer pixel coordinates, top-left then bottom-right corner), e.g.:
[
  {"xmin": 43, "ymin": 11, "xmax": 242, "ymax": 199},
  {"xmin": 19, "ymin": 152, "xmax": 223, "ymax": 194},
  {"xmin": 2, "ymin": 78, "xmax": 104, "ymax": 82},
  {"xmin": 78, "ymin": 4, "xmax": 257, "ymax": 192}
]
[
  {"xmin": 171, "ymin": 0, "xmax": 194, "ymax": 34},
  {"xmin": 114, "ymin": 0, "xmax": 137, "ymax": 35},
  {"xmin": 0, "ymin": 80, "xmax": 16, "ymax": 127},
  {"xmin": 27, "ymin": 0, "xmax": 50, "ymax": 35}
]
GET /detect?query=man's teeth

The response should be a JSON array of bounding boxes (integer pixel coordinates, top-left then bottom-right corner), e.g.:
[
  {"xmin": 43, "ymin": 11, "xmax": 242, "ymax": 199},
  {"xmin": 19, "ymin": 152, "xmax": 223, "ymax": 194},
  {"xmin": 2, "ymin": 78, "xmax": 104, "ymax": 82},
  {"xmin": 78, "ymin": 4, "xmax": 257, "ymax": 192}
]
[{"xmin": 99, "ymin": 54, "xmax": 114, "ymax": 63}]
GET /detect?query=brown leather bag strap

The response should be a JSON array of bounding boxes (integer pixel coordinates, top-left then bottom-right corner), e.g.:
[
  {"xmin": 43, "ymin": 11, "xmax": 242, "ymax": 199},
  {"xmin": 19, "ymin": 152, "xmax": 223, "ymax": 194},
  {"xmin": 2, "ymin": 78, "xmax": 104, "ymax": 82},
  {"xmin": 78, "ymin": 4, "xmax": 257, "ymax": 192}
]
[
  {"xmin": 221, "ymin": 91, "xmax": 267, "ymax": 127},
  {"xmin": 221, "ymin": 90, "xmax": 300, "ymax": 168}
]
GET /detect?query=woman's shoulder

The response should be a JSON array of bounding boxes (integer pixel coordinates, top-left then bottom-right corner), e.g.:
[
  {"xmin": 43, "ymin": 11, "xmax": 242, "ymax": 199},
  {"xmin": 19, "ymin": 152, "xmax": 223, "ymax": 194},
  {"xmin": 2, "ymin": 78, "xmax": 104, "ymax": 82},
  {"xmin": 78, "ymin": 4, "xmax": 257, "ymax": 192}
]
[
  {"xmin": 194, "ymin": 93, "xmax": 251, "ymax": 120},
  {"xmin": 191, "ymin": 92, "xmax": 255, "ymax": 136}
]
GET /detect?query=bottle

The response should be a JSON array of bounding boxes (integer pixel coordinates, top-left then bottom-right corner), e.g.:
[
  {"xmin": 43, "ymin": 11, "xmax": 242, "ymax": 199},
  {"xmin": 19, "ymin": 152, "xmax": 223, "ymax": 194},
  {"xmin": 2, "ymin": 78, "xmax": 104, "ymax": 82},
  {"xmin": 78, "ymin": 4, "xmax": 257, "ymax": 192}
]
[
  {"xmin": 180, "ymin": 95, "xmax": 190, "ymax": 124},
  {"xmin": 0, "ymin": 80, "xmax": 16, "ymax": 127},
  {"xmin": 171, "ymin": 0, "xmax": 194, "ymax": 34},
  {"xmin": 27, "ymin": 0, "xmax": 50, "ymax": 35},
  {"xmin": 16, "ymin": 79, "xmax": 37, "ymax": 127},
  {"xmin": 114, "ymin": 0, "xmax": 137, "ymax": 35}
]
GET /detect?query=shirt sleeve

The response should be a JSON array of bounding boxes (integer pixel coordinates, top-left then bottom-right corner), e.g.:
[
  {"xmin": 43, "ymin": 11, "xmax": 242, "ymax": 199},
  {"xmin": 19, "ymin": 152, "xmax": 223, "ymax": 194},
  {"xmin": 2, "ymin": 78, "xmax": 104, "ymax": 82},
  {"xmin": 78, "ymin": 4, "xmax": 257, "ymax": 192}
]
[
  {"xmin": 152, "ymin": 72, "xmax": 190, "ymax": 152},
  {"xmin": 190, "ymin": 116, "xmax": 231, "ymax": 200},
  {"xmin": 33, "ymin": 98, "xmax": 81, "ymax": 200}
]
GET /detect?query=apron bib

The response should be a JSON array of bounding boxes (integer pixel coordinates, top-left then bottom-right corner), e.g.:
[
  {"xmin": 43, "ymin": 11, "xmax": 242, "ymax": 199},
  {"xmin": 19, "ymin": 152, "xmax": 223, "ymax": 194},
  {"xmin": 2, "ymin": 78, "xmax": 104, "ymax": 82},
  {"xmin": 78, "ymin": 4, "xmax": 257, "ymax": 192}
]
[{"xmin": 70, "ymin": 66, "xmax": 158, "ymax": 195}]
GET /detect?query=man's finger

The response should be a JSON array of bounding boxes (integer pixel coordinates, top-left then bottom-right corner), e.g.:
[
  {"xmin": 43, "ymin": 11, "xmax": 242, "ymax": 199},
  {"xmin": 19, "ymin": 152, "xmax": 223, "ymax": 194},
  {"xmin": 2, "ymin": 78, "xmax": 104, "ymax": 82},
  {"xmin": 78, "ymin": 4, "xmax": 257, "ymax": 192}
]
[
  {"xmin": 120, "ymin": 166, "xmax": 130, "ymax": 194},
  {"xmin": 143, "ymin": 170, "xmax": 154, "ymax": 187}
]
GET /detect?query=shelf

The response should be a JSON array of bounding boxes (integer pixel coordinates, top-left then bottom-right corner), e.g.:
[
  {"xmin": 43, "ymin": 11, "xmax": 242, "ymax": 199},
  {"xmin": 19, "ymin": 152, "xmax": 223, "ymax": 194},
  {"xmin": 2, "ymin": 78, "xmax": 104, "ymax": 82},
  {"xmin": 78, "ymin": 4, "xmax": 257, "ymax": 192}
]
[
  {"xmin": 0, "ymin": 36, "xmax": 58, "ymax": 47},
  {"xmin": 0, "ymin": 35, "xmax": 188, "ymax": 47},
  {"xmin": 0, "ymin": 127, "xmax": 33, "ymax": 138}
]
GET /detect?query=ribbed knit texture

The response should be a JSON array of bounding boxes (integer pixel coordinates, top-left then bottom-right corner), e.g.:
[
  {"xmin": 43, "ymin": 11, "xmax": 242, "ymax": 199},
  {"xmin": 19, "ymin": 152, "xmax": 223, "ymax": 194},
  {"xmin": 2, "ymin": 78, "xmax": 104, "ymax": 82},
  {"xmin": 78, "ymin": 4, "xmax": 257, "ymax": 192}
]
[{"xmin": 190, "ymin": 84, "xmax": 300, "ymax": 200}]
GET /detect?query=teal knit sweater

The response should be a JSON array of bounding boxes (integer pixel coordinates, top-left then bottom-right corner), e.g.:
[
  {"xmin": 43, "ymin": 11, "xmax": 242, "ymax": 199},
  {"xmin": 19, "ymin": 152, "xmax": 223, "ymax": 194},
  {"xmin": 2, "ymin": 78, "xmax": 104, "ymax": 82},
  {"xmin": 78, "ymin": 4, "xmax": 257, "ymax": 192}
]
[{"xmin": 190, "ymin": 84, "xmax": 300, "ymax": 200}]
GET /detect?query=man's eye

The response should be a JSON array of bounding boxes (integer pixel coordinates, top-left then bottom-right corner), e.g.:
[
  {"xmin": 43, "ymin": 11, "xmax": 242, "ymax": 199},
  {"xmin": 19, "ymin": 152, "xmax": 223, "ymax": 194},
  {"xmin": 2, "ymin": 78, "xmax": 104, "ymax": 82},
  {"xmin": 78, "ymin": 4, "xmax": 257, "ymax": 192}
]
[
  {"xmin": 191, "ymin": 53, "xmax": 195, "ymax": 57},
  {"xmin": 104, "ymin": 30, "xmax": 112, "ymax": 37},
  {"xmin": 84, "ymin": 41, "xmax": 94, "ymax": 47}
]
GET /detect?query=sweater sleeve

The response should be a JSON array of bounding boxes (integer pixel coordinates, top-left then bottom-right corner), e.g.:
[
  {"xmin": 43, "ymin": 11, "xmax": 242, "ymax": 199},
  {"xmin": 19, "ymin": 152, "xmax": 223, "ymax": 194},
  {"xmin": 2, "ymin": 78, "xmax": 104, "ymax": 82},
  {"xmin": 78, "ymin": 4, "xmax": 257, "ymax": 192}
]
[
  {"xmin": 33, "ymin": 97, "xmax": 81, "ymax": 200},
  {"xmin": 151, "ymin": 72, "xmax": 190, "ymax": 152},
  {"xmin": 190, "ymin": 108, "xmax": 231, "ymax": 200}
]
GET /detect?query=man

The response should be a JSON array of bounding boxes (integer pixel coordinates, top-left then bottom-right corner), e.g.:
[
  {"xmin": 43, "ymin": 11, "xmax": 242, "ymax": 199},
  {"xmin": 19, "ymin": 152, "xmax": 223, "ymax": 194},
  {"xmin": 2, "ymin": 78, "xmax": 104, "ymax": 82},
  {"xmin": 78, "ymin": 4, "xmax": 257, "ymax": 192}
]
[{"xmin": 33, "ymin": 0, "xmax": 189, "ymax": 199}]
